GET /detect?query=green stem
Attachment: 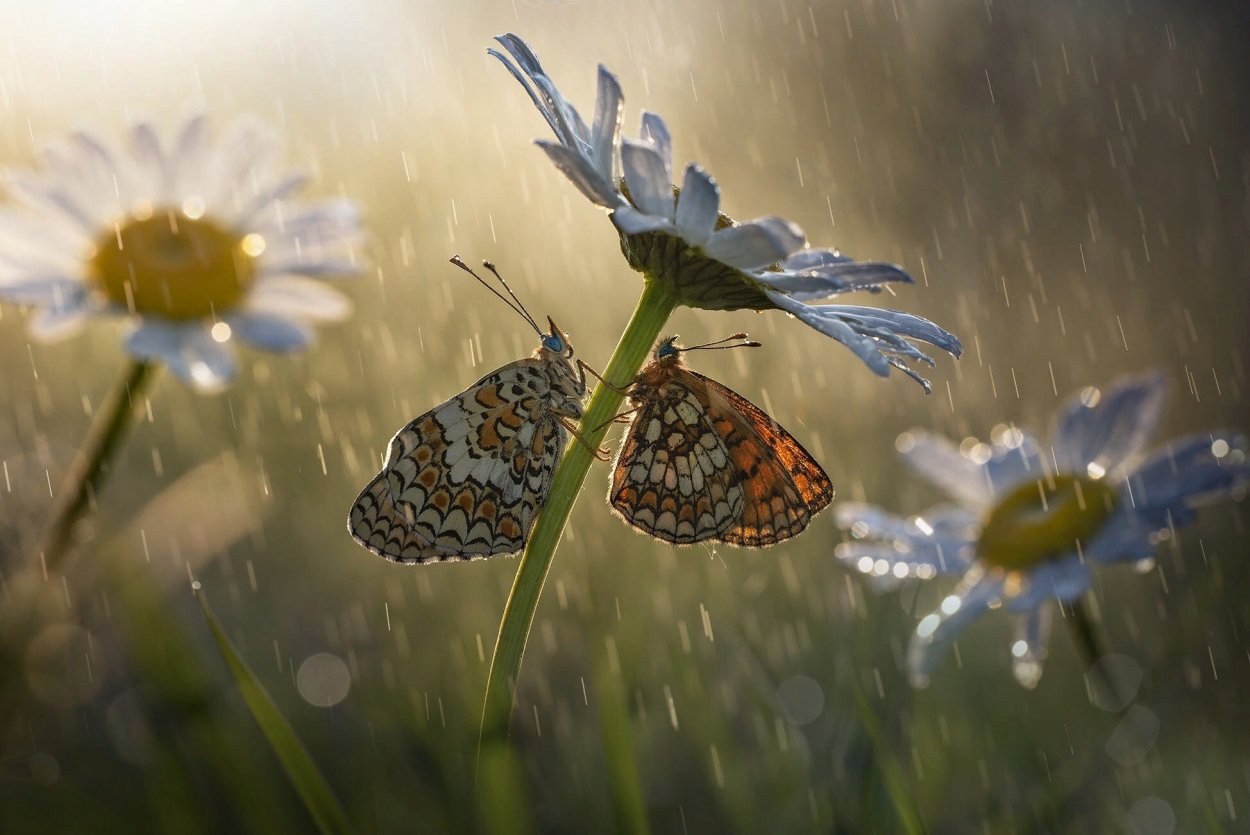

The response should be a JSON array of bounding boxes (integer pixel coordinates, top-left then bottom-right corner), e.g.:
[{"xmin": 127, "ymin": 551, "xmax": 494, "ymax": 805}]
[
  {"xmin": 1068, "ymin": 595, "xmax": 1126, "ymax": 711},
  {"xmin": 477, "ymin": 278, "xmax": 679, "ymax": 762},
  {"xmin": 41, "ymin": 359, "xmax": 157, "ymax": 573}
]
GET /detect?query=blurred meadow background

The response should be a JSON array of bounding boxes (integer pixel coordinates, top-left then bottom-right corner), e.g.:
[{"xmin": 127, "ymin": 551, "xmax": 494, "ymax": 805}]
[{"xmin": 1, "ymin": 0, "xmax": 1248, "ymax": 832}]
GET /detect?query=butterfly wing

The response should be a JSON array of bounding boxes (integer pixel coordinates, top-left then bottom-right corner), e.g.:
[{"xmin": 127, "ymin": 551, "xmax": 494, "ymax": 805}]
[
  {"xmin": 609, "ymin": 371, "xmax": 745, "ymax": 544},
  {"xmin": 348, "ymin": 359, "xmax": 566, "ymax": 563},
  {"xmin": 689, "ymin": 371, "xmax": 834, "ymax": 546}
]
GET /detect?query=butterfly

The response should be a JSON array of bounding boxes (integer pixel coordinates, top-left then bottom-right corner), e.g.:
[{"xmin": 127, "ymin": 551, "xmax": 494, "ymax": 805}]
[
  {"xmin": 348, "ymin": 257, "xmax": 599, "ymax": 564},
  {"xmin": 607, "ymin": 335, "xmax": 834, "ymax": 547}
]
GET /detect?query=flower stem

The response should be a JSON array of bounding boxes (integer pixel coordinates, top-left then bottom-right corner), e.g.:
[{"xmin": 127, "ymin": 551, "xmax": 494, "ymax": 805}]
[
  {"xmin": 477, "ymin": 278, "xmax": 679, "ymax": 764},
  {"xmin": 41, "ymin": 359, "xmax": 157, "ymax": 573},
  {"xmin": 1068, "ymin": 595, "xmax": 1126, "ymax": 711}
]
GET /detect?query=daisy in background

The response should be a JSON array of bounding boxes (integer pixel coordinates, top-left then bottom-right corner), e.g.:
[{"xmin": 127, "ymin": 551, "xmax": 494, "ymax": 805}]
[
  {"xmin": 490, "ymin": 33, "xmax": 961, "ymax": 392},
  {"xmin": 0, "ymin": 114, "xmax": 363, "ymax": 568},
  {"xmin": 0, "ymin": 113, "xmax": 363, "ymax": 392},
  {"xmin": 835, "ymin": 373, "xmax": 1249, "ymax": 689}
]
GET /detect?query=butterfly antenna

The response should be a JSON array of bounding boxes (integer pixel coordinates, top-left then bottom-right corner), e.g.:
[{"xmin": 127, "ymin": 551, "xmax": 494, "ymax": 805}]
[
  {"xmin": 449, "ymin": 256, "xmax": 542, "ymax": 336},
  {"xmin": 483, "ymin": 260, "xmax": 544, "ymax": 335},
  {"xmin": 683, "ymin": 332, "xmax": 763, "ymax": 351}
]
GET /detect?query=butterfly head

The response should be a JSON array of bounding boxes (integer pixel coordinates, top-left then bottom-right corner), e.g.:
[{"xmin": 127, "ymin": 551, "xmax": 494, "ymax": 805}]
[
  {"xmin": 655, "ymin": 336, "xmax": 683, "ymax": 362},
  {"xmin": 654, "ymin": 333, "xmax": 760, "ymax": 366},
  {"xmin": 540, "ymin": 317, "xmax": 574, "ymax": 359}
]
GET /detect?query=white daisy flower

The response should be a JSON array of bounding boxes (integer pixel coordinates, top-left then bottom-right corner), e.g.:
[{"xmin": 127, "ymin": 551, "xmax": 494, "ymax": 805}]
[
  {"xmin": 0, "ymin": 114, "xmax": 364, "ymax": 392},
  {"xmin": 491, "ymin": 33, "xmax": 961, "ymax": 391},
  {"xmin": 836, "ymin": 373, "xmax": 1249, "ymax": 688}
]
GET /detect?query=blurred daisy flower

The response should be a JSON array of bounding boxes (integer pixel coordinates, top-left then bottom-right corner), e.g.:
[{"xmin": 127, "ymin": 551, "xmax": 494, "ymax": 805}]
[
  {"xmin": 0, "ymin": 114, "xmax": 363, "ymax": 392},
  {"xmin": 490, "ymin": 33, "xmax": 960, "ymax": 391},
  {"xmin": 836, "ymin": 374, "xmax": 1249, "ymax": 688}
]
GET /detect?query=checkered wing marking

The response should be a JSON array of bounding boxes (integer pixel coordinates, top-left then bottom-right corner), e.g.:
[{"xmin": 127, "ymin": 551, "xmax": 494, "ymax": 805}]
[
  {"xmin": 348, "ymin": 360, "xmax": 566, "ymax": 563},
  {"xmin": 690, "ymin": 371, "xmax": 834, "ymax": 546},
  {"xmin": 609, "ymin": 379, "xmax": 744, "ymax": 544}
]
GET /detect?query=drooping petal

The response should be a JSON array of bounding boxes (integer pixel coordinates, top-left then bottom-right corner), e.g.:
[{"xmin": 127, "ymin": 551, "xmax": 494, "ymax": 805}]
[
  {"xmin": 766, "ymin": 291, "xmax": 890, "ymax": 376},
  {"xmin": 827, "ymin": 306, "xmax": 963, "ymax": 358},
  {"xmin": 227, "ymin": 311, "xmax": 314, "ymax": 353},
  {"xmin": 755, "ymin": 260, "xmax": 914, "ymax": 301},
  {"xmin": 621, "ymin": 138, "xmax": 674, "ymax": 220},
  {"xmin": 1010, "ymin": 603, "xmax": 1054, "ymax": 689},
  {"xmin": 1053, "ymin": 373, "xmax": 1166, "ymax": 477},
  {"xmin": 536, "ymin": 140, "xmax": 623, "ymax": 208},
  {"xmin": 908, "ymin": 568, "xmax": 1005, "ymax": 687},
  {"xmin": 835, "ymin": 503, "xmax": 977, "ymax": 580},
  {"xmin": 673, "ymin": 164, "xmax": 719, "ymax": 246},
  {"xmin": 704, "ymin": 216, "xmax": 805, "ymax": 269}
]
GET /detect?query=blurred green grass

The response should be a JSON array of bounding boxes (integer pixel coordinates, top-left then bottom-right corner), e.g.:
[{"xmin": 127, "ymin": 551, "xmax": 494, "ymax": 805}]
[{"xmin": 1, "ymin": 0, "xmax": 1249, "ymax": 832}]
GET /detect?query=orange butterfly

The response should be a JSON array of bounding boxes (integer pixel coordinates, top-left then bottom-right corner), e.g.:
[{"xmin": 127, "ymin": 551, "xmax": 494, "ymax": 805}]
[{"xmin": 608, "ymin": 335, "xmax": 833, "ymax": 546}]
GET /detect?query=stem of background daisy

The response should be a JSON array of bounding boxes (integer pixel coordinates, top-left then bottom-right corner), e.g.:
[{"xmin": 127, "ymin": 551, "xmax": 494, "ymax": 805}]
[
  {"xmin": 1068, "ymin": 595, "xmax": 1127, "ymax": 711},
  {"xmin": 476, "ymin": 278, "xmax": 679, "ymax": 771},
  {"xmin": 40, "ymin": 359, "xmax": 157, "ymax": 573}
]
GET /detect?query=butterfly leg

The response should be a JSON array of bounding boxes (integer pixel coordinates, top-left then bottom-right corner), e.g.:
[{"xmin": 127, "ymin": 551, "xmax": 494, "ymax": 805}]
[
  {"xmin": 590, "ymin": 404, "xmax": 641, "ymax": 433},
  {"xmin": 577, "ymin": 360, "xmax": 630, "ymax": 395},
  {"xmin": 557, "ymin": 416, "xmax": 613, "ymax": 461}
]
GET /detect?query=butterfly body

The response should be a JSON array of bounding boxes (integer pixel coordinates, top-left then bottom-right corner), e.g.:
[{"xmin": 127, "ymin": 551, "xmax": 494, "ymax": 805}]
[
  {"xmin": 348, "ymin": 258, "xmax": 589, "ymax": 564},
  {"xmin": 609, "ymin": 338, "xmax": 833, "ymax": 547}
]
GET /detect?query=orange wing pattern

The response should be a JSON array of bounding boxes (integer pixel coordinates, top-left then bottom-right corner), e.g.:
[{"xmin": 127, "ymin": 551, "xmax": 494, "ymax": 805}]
[
  {"xmin": 689, "ymin": 371, "xmax": 833, "ymax": 546},
  {"xmin": 610, "ymin": 361, "xmax": 832, "ymax": 547}
]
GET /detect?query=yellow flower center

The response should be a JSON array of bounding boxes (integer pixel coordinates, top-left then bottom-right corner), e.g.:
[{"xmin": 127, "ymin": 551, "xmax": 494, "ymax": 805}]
[
  {"xmin": 90, "ymin": 210, "xmax": 260, "ymax": 320},
  {"xmin": 979, "ymin": 474, "xmax": 1118, "ymax": 570}
]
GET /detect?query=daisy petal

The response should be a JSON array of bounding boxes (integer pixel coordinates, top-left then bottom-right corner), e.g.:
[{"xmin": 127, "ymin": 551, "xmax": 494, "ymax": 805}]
[
  {"xmin": 1083, "ymin": 508, "xmax": 1159, "ymax": 566},
  {"xmin": 756, "ymin": 261, "xmax": 915, "ymax": 301},
  {"xmin": 673, "ymin": 164, "xmax": 719, "ymax": 246},
  {"xmin": 126, "ymin": 321, "xmax": 236, "ymax": 393},
  {"xmin": 639, "ymin": 112, "xmax": 673, "ymax": 177},
  {"xmin": 896, "ymin": 430, "xmax": 994, "ymax": 507},
  {"xmin": 611, "ymin": 205, "xmax": 672, "ymax": 236},
  {"xmin": 171, "ymin": 114, "xmax": 210, "ymax": 196},
  {"xmin": 490, "ymin": 36, "xmax": 564, "ymax": 141},
  {"xmin": 765, "ymin": 291, "xmax": 890, "ymax": 376},
  {"xmin": 590, "ymin": 66, "xmax": 624, "ymax": 181},
  {"xmin": 1010, "ymin": 603, "xmax": 1053, "ymax": 689},
  {"xmin": 536, "ymin": 140, "xmax": 622, "ymax": 208},
  {"xmin": 234, "ymin": 172, "xmax": 310, "ymax": 229},
  {"xmin": 828, "ymin": 306, "xmax": 963, "ymax": 356},
  {"xmin": 705, "ymin": 216, "xmax": 805, "ymax": 269},
  {"xmin": 1054, "ymin": 373, "xmax": 1166, "ymax": 476},
  {"xmin": 908, "ymin": 568, "xmax": 1005, "ymax": 687},
  {"xmin": 621, "ymin": 138, "xmax": 674, "ymax": 220},
  {"xmin": 28, "ymin": 287, "xmax": 93, "ymax": 342},
  {"xmin": 0, "ymin": 275, "xmax": 87, "ymax": 306},
  {"xmin": 246, "ymin": 276, "xmax": 352, "ymax": 322},
  {"xmin": 228, "ymin": 312, "xmax": 314, "ymax": 353},
  {"xmin": 1127, "ymin": 432, "xmax": 1250, "ymax": 512},
  {"xmin": 1006, "ymin": 556, "xmax": 1091, "ymax": 610}
]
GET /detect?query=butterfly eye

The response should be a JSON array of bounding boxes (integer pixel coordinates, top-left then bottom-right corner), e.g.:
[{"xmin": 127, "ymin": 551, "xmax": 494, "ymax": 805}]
[{"xmin": 542, "ymin": 334, "xmax": 564, "ymax": 353}]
